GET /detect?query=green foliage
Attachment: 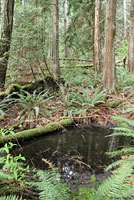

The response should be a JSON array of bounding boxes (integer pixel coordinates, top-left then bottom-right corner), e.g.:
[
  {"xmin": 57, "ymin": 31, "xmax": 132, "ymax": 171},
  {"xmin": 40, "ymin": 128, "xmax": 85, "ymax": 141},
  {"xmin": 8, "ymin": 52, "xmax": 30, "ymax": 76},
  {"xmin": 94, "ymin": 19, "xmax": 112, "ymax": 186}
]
[
  {"xmin": 116, "ymin": 67, "xmax": 134, "ymax": 91},
  {"xmin": 15, "ymin": 90, "xmax": 53, "ymax": 126},
  {"xmin": 9, "ymin": 2, "xmax": 51, "ymax": 83},
  {"xmin": 116, "ymin": 40, "xmax": 128, "ymax": 59},
  {"xmin": 72, "ymin": 187, "xmax": 95, "ymax": 200},
  {"xmin": 0, "ymin": 196, "xmax": 24, "ymax": 200},
  {"xmin": 73, "ymin": 115, "xmax": 134, "ymax": 200},
  {"xmin": 0, "ymin": 134, "xmax": 70, "ymax": 199},
  {"xmin": 0, "ymin": 94, "xmax": 16, "ymax": 117},
  {"xmin": 0, "ymin": 142, "xmax": 29, "ymax": 185},
  {"xmin": 61, "ymin": 86, "xmax": 106, "ymax": 117},
  {"xmin": 91, "ymin": 115, "xmax": 134, "ymax": 200},
  {"xmin": 93, "ymin": 161, "xmax": 134, "ymax": 199},
  {"xmin": 29, "ymin": 170, "xmax": 70, "ymax": 200},
  {"xmin": 62, "ymin": 67, "xmax": 102, "ymax": 89},
  {"xmin": 67, "ymin": 0, "xmax": 94, "ymax": 57}
]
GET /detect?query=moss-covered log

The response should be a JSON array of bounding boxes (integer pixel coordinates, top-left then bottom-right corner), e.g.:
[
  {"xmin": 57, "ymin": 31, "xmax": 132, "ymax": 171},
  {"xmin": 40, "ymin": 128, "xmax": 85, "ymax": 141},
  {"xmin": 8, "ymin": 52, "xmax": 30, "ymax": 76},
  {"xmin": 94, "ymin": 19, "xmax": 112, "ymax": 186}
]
[
  {"xmin": 0, "ymin": 119, "xmax": 73, "ymax": 145},
  {"xmin": 0, "ymin": 77, "xmax": 59, "ymax": 98},
  {"xmin": 0, "ymin": 83, "xmax": 32, "ymax": 98}
]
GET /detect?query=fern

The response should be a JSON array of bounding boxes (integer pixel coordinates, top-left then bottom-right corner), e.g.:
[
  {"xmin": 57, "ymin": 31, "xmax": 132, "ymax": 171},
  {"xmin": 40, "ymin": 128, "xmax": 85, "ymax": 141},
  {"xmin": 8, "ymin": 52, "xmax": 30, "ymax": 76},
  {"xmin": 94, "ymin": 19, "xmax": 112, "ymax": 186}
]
[
  {"xmin": 93, "ymin": 161, "xmax": 134, "ymax": 199},
  {"xmin": 14, "ymin": 90, "xmax": 53, "ymax": 126},
  {"xmin": 113, "ymin": 116, "xmax": 134, "ymax": 127},
  {"xmin": 0, "ymin": 196, "xmax": 24, "ymax": 200},
  {"xmin": 0, "ymin": 170, "xmax": 12, "ymax": 181},
  {"xmin": 28, "ymin": 170, "xmax": 70, "ymax": 200},
  {"xmin": 106, "ymin": 147, "xmax": 134, "ymax": 157},
  {"xmin": 88, "ymin": 115, "xmax": 134, "ymax": 200}
]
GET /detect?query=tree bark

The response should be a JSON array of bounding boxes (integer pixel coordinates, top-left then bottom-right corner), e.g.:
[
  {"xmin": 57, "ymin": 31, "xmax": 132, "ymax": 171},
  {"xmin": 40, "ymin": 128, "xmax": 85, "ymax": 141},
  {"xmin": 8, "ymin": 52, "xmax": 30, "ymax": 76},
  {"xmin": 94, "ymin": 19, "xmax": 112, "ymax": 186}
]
[
  {"xmin": 0, "ymin": 0, "xmax": 15, "ymax": 87},
  {"xmin": 22, "ymin": 0, "xmax": 25, "ymax": 6},
  {"xmin": 94, "ymin": 0, "xmax": 101, "ymax": 73},
  {"xmin": 103, "ymin": 0, "xmax": 116, "ymax": 93},
  {"xmin": 52, "ymin": 0, "xmax": 60, "ymax": 80},
  {"xmin": 124, "ymin": 0, "xmax": 127, "ymax": 39},
  {"xmin": 0, "ymin": 0, "xmax": 1, "ymax": 15},
  {"xmin": 64, "ymin": 0, "xmax": 69, "ymax": 58},
  {"xmin": 128, "ymin": 0, "xmax": 134, "ymax": 72}
]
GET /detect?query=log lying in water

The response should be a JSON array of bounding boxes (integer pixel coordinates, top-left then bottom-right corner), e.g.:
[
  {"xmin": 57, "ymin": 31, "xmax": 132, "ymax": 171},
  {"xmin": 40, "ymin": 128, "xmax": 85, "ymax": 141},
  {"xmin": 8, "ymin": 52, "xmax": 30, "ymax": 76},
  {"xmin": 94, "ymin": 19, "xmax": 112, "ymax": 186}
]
[{"xmin": 0, "ymin": 119, "xmax": 73, "ymax": 145}]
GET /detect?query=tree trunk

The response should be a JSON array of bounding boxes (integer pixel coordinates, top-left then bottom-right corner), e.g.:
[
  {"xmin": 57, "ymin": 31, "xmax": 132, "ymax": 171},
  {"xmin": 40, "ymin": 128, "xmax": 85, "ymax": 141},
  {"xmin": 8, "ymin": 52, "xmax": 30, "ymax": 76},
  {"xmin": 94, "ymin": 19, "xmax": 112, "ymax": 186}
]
[
  {"xmin": 128, "ymin": 0, "xmax": 134, "ymax": 72},
  {"xmin": 103, "ymin": 0, "xmax": 116, "ymax": 94},
  {"xmin": 0, "ymin": 0, "xmax": 1, "ymax": 15},
  {"xmin": 35, "ymin": 0, "xmax": 38, "ymax": 7},
  {"xmin": 124, "ymin": 0, "xmax": 127, "ymax": 39},
  {"xmin": 64, "ymin": 0, "xmax": 69, "ymax": 58},
  {"xmin": 22, "ymin": 0, "xmax": 25, "ymax": 6},
  {"xmin": 0, "ymin": 0, "xmax": 15, "ymax": 87},
  {"xmin": 52, "ymin": 0, "xmax": 60, "ymax": 80},
  {"xmin": 94, "ymin": 0, "xmax": 101, "ymax": 73}
]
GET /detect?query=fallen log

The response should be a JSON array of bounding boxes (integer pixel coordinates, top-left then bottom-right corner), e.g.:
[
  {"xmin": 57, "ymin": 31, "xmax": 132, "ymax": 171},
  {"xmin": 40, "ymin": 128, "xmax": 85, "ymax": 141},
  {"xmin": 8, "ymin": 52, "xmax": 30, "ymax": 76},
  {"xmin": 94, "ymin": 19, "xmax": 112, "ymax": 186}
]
[{"xmin": 0, "ymin": 119, "xmax": 73, "ymax": 145}]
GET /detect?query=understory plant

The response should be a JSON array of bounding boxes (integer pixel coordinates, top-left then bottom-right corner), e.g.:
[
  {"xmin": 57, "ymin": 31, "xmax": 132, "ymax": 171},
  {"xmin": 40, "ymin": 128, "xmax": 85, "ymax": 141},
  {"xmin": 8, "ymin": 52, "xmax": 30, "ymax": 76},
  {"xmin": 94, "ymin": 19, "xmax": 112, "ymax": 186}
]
[
  {"xmin": 28, "ymin": 168, "xmax": 70, "ymax": 200},
  {"xmin": 0, "ymin": 94, "xmax": 16, "ymax": 117},
  {"xmin": 61, "ymin": 86, "xmax": 106, "ymax": 117},
  {"xmin": 0, "ymin": 129, "xmax": 70, "ymax": 199},
  {"xmin": 0, "ymin": 196, "xmax": 24, "ymax": 200},
  {"xmin": 0, "ymin": 142, "xmax": 29, "ymax": 189},
  {"xmin": 15, "ymin": 90, "xmax": 53, "ymax": 126},
  {"xmin": 94, "ymin": 116, "xmax": 134, "ymax": 199},
  {"xmin": 72, "ymin": 116, "xmax": 134, "ymax": 200}
]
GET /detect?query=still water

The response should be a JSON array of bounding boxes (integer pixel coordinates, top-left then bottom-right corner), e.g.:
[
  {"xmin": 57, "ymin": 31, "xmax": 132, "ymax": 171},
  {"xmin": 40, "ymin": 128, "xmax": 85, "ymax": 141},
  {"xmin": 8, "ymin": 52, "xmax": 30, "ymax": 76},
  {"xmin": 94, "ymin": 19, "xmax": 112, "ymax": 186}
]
[{"xmin": 16, "ymin": 125, "xmax": 119, "ymax": 187}]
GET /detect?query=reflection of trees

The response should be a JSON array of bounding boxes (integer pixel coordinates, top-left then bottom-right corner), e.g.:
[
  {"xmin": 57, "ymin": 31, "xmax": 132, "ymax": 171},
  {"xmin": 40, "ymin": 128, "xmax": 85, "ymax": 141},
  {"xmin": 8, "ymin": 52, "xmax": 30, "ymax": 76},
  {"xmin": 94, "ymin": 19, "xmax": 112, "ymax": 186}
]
[
  {"xmin": 19, "ymin": 127, "xmax": 113, "ymax": 174},
  {"xmin": 87, "ymin": 133, "xmax": 94, "ymax": 165},
  {"xmin": 108, "ymin": 136, "xmax": 119, "ymax": 152}
]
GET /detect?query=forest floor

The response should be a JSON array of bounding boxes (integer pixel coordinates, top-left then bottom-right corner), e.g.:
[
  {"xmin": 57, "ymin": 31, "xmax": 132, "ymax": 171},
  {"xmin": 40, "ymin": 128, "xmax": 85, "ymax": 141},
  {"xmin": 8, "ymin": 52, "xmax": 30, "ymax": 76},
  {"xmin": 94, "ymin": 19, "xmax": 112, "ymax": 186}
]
[
  {"xmin": 0, "ymin": 66, "xmax": 134, "ymax": 131},
  {"xmin": 0, "ymin": 87, "xmax": 133, "ymax": 130},
  {"xmin": 0, "ymin": 67, "xmax": 134, "ymax": 198}
]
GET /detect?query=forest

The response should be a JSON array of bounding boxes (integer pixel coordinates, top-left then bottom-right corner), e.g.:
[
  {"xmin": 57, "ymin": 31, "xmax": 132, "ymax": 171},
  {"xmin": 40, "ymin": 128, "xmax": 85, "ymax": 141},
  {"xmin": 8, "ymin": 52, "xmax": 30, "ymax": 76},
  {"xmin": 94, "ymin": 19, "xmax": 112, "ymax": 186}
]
[{"xmin": 0, "ymin": 0, "xmax": 134, "ymax": 199}]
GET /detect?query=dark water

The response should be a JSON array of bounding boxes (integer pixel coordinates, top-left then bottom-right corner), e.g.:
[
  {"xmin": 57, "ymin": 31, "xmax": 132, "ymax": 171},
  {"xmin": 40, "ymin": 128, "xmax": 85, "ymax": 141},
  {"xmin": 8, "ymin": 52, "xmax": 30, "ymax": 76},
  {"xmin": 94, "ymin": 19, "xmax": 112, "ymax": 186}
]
[{"xmin": 15, "ymin": 125, "xmax": 118, "ymax": 187}]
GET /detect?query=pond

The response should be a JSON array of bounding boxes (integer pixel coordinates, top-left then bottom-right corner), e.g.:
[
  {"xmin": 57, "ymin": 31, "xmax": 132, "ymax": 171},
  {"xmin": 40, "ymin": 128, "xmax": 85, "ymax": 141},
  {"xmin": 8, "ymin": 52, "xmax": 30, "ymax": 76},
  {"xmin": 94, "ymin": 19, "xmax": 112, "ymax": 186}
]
[{"xmin": 16, "ymin": 125, "xmax": 121, "ymax": 188}]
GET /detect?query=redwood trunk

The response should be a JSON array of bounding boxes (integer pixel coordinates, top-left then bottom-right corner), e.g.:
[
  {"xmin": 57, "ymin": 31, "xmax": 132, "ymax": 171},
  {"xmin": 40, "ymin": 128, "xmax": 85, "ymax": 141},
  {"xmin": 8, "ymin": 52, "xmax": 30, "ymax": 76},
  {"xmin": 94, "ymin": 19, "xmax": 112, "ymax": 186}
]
[
  {"xmin": 103, "ymin": 0, "xmax": 116, "ymax": 93},
  {"xmin": 0, "ymin": 0, "xmax": 14, "ymax": 87},
  {"xmin": 128, "ymin": 0, "xmax": 134, "ymax": 72},
  {"xmin": 94, "ymin": 0, "xmax": 101, "ymax": 73}
]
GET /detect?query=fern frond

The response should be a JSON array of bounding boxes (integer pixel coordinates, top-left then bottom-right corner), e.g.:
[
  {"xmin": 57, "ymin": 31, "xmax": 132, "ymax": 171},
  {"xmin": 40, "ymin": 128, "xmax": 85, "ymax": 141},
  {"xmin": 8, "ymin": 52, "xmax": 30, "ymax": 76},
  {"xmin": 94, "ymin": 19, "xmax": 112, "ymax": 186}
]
[
  {"xmin": 28, "ymin": 170, "xmax": 70, "ymax": 200},
  {"xmin": 113, "ymin": 116, "xmax": 134, "ymax": 127},
  {"xmin": 0, "ymin": 170, "xmax": 12, "ymax": 181},
  {"xmin": 106, "ymin": 147, "xmax": 134, "ymax": 157},
  {"xmin": 94, "ymin": 161, "xmax": 134, "ymax": 199},
  {"xmin": 124, "ymin": 106, "xmax": 134, "ymax": 113},
  {"xmin": 0, "ymin": 196, "xmax": 23, "ymax": 200},
  {"xmin": 107, "ymin": 129, "xmax": 134, "ymax": 137}
]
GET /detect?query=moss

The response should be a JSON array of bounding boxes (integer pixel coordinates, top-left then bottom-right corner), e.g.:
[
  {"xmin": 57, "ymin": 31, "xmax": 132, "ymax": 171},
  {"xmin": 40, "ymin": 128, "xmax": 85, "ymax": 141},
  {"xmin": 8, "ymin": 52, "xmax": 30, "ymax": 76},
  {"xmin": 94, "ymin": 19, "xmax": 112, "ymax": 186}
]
[
  {"xmin": 108, "ymin": 100, "xmax": 122, "ymax": 108},
  {"xmin": 0, "ymin": 83, "xmax": 23, "ymax": 96},
  {"xmin": 0, "ymin": 83, "xmax": 32, "ymax": 97},
  {"xmin": 0, "ymin": 119, "xmax": 73, "ymax": 145}
]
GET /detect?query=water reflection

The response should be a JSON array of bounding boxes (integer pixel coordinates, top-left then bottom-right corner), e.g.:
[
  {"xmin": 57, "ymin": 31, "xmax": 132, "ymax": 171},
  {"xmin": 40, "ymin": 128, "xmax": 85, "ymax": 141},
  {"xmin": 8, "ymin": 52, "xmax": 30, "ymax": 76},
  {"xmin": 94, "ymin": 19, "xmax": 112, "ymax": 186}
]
[{"xmin": 15, "ymin": 126, "xmax": 115, "ymax": 186}]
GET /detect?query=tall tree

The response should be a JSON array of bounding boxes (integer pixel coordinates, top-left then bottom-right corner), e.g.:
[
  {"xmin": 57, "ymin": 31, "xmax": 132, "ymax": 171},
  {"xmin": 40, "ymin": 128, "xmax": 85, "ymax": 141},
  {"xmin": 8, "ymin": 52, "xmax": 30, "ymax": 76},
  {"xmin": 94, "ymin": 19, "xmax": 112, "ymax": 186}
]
[
  {"xmin": 128, "ymin": 0, "xmax": 134, "ymax": 72},
  {"xmin": 0, "ymin": 0, "xmax": 15, "ymax": 87},
  {"xmin": 103, "ymin": 0, "xmax": 116, "ymax": 93},
  {"xmin": 94, "ymin": 0, "xmax": 101, "ymax": 73},
  {"xmin": 22, "ymin": 0, "xmax": 25, "ymax": 6},
  {"xmin": 0, "ymin": 0, "xmax": 1, "ymax": 15},
  {"xmin": 64, "ymin": 0, "xmax": 69, "ymax": 58},
  {"xmin": 52, "ymin": 0, "xmax": 60, "ymax": 79},
  {"xmin": 124, "ymin": 0, "xmax": 127, "ymax": 38}
]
